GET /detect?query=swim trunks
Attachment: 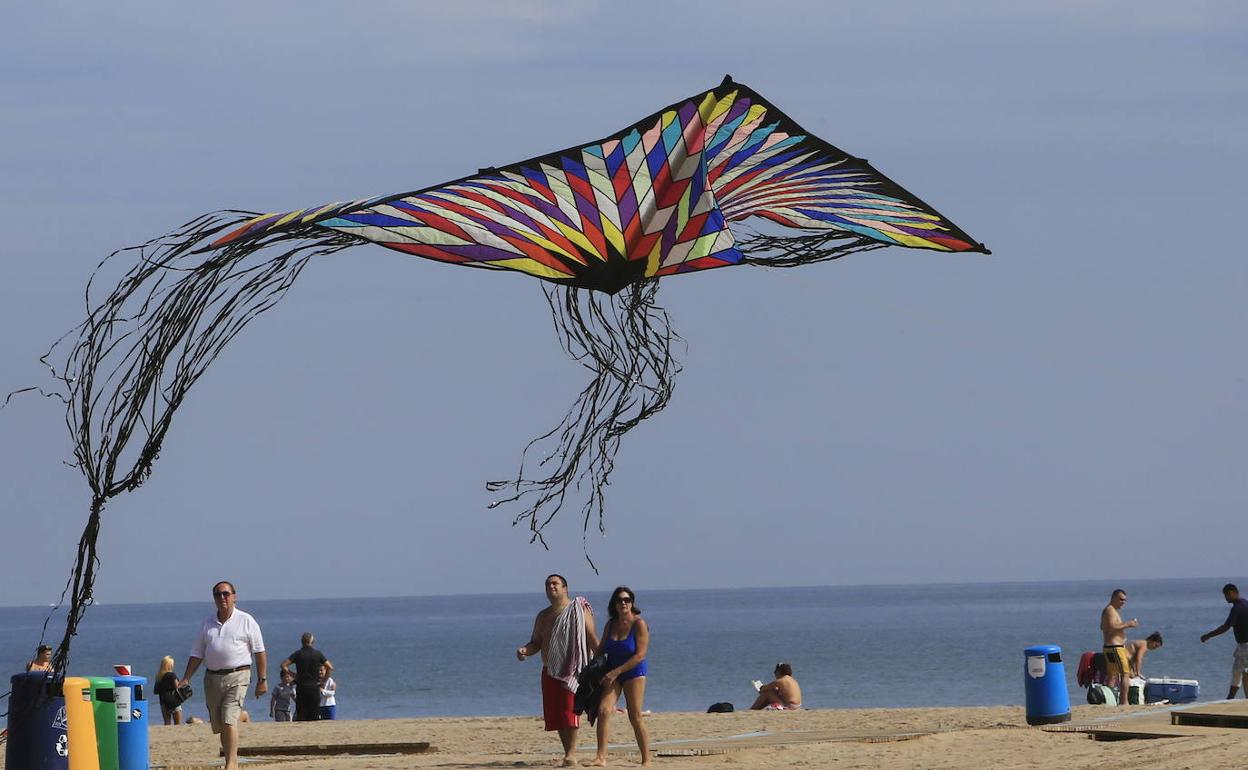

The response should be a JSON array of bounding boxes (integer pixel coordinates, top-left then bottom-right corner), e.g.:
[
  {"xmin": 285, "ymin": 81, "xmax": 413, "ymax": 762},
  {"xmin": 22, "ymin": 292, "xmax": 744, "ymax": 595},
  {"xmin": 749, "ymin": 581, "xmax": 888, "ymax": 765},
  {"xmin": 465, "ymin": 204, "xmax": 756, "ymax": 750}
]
[
  {"xmin": 602, "ymin": 621, "xmax": 648, "ymax": 681},
  {"xmin": 541, "ymin": 670, "xmax": 579, "ymax": 731},
  {"xmin": 1102, "ymin": 644, "xmax": 1131, "ymax": 677}
]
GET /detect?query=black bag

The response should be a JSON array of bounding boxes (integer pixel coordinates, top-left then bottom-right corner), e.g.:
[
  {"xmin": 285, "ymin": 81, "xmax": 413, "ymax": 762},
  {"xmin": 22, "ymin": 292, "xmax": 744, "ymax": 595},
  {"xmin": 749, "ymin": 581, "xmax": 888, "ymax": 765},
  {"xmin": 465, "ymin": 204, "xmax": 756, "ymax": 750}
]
[
  {"xmin": 707, "ymin": 702, "xmax": 734, "ymax": 713},
  {"xmin": 170, "ymin": 684, "xmax": 193, "ymax": 708},
  {"xmin": 574, "ymin": 655, "xmax": 611, "ymax": 724}
]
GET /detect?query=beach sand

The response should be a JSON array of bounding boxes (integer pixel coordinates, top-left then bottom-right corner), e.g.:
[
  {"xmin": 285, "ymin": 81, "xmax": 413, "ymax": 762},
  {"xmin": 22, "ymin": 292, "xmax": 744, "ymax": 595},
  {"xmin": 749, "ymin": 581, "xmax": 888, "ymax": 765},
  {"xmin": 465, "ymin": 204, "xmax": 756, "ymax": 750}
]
[{"xmin": 14, "ymin": 703, "xmax": 1243, "ymax": 770}]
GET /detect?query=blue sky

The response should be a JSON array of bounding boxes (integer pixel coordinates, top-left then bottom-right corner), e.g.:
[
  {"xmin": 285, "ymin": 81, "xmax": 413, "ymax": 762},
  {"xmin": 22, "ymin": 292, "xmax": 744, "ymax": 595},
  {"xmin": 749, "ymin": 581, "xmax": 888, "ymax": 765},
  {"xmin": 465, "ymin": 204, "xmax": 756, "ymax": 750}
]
[{"xmin": 2, "ymin": 1, "xmax": 1245, "ymax": 605}]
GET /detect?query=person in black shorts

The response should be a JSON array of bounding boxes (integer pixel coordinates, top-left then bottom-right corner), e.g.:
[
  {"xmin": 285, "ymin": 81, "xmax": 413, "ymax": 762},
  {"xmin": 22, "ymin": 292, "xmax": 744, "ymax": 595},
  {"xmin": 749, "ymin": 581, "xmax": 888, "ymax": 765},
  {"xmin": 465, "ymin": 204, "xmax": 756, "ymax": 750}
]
[{"xmin": 281, "ymin": 632, "xmax": 331, "ymax": 721}]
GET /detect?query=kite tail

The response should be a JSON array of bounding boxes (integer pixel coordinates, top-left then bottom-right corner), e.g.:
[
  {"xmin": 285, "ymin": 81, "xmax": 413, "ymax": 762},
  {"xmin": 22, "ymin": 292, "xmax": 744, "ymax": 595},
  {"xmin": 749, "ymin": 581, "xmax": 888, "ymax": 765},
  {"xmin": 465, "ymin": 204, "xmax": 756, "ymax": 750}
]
[
  {"xmin": 40, "ymin": 211, "xmax": 359, "ymax": 672},
  {"xmin": 488, "ymin": 280, "xmax": 680, "ymax": 569},
  {"xmin": 737, "ymin": 228, "xmax": 887, "ymax": 268}
]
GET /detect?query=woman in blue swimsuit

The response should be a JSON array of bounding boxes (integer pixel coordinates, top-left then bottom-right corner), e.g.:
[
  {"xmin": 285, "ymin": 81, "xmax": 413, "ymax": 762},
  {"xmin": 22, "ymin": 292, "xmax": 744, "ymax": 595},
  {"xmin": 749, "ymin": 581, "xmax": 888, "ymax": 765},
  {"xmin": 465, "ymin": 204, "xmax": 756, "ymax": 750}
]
[{"xmin": 592, "ymin": 585, "xmax": 650, "ymax": 766}]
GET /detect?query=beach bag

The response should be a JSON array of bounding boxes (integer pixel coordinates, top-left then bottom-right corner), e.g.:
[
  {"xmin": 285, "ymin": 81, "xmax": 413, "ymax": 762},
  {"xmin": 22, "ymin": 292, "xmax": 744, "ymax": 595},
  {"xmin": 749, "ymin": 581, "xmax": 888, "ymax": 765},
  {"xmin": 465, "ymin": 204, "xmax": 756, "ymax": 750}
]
[
  {"xmin": 707, "ymin": 702, "xmax": 734, "ymax": 713},
  {"xmin": 171, "ymin": 684, "xmax": 193, "ymax": 708},
  {"xmin": 1127, "ymin": 677, "xmax": 1146, "ymax": 705},
  {"xmin": 1086, "ymin": 683, "xmax": 1117, "ymax": 706}
]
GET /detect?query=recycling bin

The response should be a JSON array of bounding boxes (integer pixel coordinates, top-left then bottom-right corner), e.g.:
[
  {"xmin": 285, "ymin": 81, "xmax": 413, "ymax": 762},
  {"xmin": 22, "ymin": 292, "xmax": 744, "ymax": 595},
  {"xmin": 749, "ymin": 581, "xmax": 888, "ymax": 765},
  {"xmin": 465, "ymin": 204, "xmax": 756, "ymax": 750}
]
[
  {"xmin": 88, "ymin": 676, "xmax": 120, "ymax": 770},
  {"xmin": 112, "ymin": 675, "xmax": 149, "ymax": 770},
  {"xmin": 1023, "ymin": 644, "xmax": 1071, "ymax": 725},
  {"xmin": 62, "ymin": 676, "xmax": 99, "ymax": 770},
  {"xmin": 6, "ymin": 672, "xmax": 69, "ymax": 770}
]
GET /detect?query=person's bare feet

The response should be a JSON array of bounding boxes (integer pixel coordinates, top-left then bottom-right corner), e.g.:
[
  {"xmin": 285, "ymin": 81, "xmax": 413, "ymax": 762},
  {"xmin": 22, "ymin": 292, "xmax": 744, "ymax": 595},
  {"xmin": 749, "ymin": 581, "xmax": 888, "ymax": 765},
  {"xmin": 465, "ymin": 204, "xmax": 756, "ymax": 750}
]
[{"xmin": 588, "ymin": 757, "xmax": 608, "ymax": 767}]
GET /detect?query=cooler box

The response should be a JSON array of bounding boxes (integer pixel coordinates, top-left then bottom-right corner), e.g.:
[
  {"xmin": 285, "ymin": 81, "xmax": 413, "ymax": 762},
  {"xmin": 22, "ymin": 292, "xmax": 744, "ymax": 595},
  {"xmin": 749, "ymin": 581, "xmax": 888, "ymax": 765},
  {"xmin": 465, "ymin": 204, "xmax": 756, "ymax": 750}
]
[{"xmin": 1144, "ymin": 677, "xmax": 1199, "ymax": 704}]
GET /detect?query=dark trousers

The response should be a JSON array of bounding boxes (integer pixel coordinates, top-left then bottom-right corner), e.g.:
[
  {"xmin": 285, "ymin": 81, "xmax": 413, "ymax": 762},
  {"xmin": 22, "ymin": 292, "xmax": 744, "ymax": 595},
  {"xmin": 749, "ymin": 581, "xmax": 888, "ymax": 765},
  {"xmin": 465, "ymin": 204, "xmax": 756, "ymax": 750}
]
[{"xmin": 295, "ymin": 684, "xmax": 321, "ymax": 721}]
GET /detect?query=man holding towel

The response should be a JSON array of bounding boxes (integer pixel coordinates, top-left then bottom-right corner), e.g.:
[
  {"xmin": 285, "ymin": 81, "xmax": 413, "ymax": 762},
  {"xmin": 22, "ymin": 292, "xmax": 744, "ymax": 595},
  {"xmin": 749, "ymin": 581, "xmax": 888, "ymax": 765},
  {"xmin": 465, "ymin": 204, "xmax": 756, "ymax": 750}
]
[{"xmin": 517, "ymin": 574, "xmax": 600, "ymax": 767}]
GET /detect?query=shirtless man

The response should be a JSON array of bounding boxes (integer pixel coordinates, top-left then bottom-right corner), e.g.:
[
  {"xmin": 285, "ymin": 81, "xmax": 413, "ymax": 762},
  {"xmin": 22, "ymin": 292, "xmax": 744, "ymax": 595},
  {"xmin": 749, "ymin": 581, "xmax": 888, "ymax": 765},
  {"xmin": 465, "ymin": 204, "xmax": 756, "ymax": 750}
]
[
  {"xmin": 750, "ymin": 662, "xmax": 802, "ymax": 710},
  {"xmin": 1100, "ymin": 588, "xmax": 1139, "ymax": 705},
  {"xmin": 516, "ymin": 575, "xmax": 599, "ymax": 767},
  {"xmin": 1127, "ymin": 632, "xmax": 1163, "ymax": 678}
]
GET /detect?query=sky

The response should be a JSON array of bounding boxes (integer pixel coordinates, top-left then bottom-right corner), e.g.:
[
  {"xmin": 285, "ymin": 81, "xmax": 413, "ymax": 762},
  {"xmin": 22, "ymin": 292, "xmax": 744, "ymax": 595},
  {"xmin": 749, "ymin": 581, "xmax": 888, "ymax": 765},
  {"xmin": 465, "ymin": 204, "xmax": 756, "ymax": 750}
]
[{"xmin": 2, "ymin": 1, "xmax": 1245, "ymax": 606}]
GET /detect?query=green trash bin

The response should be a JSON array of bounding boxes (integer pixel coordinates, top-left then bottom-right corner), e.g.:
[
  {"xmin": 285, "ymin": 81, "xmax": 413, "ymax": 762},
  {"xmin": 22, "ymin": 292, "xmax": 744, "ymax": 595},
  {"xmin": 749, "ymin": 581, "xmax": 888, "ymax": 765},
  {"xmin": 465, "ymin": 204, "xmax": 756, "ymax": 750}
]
[{"xmin": 87, "ymin": 677, "xmax": 119, "ymax": 770}]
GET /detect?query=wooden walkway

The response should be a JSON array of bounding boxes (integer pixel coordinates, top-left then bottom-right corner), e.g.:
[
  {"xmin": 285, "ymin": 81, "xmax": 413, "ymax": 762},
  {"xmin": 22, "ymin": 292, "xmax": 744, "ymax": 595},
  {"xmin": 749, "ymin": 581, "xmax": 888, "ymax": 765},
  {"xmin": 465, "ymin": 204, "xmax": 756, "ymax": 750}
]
[
  {"xmin": 653, "ymin": 727, "xmax": 936, "ymax": 756},
  {"xmin": 1043, "ymin": 700, "xmax": 1248, "ymax": 741},
  {"xmin": 153, "ymin": 741, "xmax": 435, "ymax": 768}
]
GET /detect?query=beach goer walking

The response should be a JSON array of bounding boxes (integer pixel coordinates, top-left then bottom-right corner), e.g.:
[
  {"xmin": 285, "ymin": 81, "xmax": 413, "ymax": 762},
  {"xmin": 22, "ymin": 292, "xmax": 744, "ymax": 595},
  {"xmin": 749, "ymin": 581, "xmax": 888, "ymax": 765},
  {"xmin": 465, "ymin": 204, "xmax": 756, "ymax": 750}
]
[
  {"xmin": 270, "ymin": 669, "xmax": 296, "ymax": 721},
  {"xmin": 592, "ymin": 586, "xmax": 651, "ymax": 767},
  {"xmin": 1200, "ymin": 583, "xmax": 1248, "ymax": 699},
  {"xmin": 1100, "ymin": 588, "xmax": 1139, "ymax": 706},
  {"xmin": 1127, "ymin": 632, "xmax": 1163, "ymax": 678},
  {"xmin": 750, "ymin": 662, "xmax": 803, "ymax": 710},
  {"xmin": 25, "ymin": 644, "xmax": 53, "ymax": 673},
  {"xmin": 154, "ymin": 656, "xmax": 183, "ymax": 725},
  {"xmin": 318, "ymin": 664, "xmax": 337, "ymax": 720},
  {"xmin": 516, "ymin": 574, "xmax": 600, "ymax": 768},
  {"xmin": 281, "ymin": 632, "xmax": 330, "ymax": 721},
  {"xmin": 178, "ymin": 580, "xmax": 267, "ymax": 770}
]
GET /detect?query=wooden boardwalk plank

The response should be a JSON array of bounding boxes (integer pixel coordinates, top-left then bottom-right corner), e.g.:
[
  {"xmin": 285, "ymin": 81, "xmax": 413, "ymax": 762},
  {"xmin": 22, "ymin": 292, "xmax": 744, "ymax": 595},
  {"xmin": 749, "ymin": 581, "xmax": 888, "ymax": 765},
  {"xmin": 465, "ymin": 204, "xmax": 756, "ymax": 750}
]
[{"xmin": 238, "ymin": 741, "xmax": 434, "ymax": 757}]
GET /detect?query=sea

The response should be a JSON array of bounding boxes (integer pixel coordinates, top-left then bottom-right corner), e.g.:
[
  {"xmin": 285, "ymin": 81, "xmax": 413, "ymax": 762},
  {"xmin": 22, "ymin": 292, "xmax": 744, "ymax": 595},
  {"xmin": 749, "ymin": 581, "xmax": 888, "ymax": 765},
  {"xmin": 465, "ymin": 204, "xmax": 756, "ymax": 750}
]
[{"xmin": 1, "ymin": 578, "xmax": 1238, "ymax": 721}]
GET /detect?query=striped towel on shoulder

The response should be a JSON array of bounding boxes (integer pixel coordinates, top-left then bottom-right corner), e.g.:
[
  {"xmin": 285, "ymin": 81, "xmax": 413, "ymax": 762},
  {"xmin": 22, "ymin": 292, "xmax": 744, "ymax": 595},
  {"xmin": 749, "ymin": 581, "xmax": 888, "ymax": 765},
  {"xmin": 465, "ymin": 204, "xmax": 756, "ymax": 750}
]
[{"xmin": 544, "ymin": 596, "xmax": 591, "ymax": 693}]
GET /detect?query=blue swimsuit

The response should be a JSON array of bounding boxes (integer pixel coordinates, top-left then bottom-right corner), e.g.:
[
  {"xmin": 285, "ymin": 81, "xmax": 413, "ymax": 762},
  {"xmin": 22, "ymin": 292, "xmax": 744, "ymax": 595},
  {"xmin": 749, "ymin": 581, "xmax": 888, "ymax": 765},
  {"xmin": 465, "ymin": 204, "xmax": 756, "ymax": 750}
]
[{"xmin": 603, "ymin": 620, "xmax": 648, "ymax": 680}]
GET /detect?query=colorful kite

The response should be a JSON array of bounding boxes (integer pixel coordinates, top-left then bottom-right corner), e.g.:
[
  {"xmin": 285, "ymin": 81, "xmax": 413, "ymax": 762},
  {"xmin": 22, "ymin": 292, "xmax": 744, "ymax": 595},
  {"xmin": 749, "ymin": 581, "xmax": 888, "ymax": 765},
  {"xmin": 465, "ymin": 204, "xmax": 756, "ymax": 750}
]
[{"xmin": 39, "ymin": 76, "xmax": 986, "ymax": 668}]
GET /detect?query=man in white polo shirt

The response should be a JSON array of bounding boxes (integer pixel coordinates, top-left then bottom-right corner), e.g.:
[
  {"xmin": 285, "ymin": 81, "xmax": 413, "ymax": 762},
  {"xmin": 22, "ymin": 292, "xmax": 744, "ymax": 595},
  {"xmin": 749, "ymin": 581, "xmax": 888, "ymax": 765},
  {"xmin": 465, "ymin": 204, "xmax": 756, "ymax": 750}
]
[{"xmin": 179, "ymin": 580, "xmax": 267, "ymax": 770}]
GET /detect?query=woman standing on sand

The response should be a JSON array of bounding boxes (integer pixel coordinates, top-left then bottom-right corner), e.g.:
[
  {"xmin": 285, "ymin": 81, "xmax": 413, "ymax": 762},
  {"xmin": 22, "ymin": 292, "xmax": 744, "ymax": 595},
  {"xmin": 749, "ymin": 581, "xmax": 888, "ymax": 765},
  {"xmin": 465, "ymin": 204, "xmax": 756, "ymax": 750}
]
[
  {"xmin": 153, "ymin": 656, "xmax": 183, "ymax": 725},
  {"xmin": 592, "ymin": 586, "xmax": 650, "ymax": 767}
]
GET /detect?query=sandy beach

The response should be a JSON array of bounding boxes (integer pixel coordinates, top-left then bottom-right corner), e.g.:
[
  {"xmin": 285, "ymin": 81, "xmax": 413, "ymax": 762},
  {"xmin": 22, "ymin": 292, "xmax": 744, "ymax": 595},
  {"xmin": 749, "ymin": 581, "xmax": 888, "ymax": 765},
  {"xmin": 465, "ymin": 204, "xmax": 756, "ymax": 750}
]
[{"xmin": 8, "ymin": 703, "xmax": 1235, "ymax": 770}]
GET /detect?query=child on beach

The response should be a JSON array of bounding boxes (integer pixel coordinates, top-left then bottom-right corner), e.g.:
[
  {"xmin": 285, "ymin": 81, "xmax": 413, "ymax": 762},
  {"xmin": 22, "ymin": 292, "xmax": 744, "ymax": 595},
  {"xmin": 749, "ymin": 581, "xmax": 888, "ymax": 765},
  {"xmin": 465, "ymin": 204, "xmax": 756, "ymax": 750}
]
[
  {"xmin": 270, "ymin": 669, "xmax": 297, "ymax": 721},
  {"xmin": 319, "ymin": 663, "xmax": 337, "ymax": 720},
  {"xmin": 153, "ymin": 655, "xmax": 183, "ymax": 725}
]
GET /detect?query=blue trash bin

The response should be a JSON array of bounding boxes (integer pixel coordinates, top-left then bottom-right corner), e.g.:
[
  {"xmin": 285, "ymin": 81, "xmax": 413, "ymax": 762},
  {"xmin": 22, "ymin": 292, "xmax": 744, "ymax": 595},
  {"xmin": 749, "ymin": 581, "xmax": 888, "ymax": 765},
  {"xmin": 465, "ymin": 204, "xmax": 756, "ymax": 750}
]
[
  {"xmin": 6, "ymin": 672, "xmax": 70, "ymax": 770},
  {"xmin": 1023, "ymin": 644, "xmax": 1071, "ymax": 725},
  {"xmin": 112, "ymin": 675, "xmax": 149, "ymax": 770}
]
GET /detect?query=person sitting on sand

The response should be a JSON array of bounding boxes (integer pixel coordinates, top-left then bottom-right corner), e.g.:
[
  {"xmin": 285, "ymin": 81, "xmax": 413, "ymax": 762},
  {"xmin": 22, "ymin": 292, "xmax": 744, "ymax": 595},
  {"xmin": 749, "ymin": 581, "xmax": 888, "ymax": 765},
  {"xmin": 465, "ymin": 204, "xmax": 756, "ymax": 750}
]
[
  {"xmin": 25, "ymin": 644, "xmax": 53, "ymax": 673},
  {"xmin": 1128, "ymin": 632, "xmax": 1163, "ymax": 678},
  {"xmin": 750, "ymin": 662, "xmax": 802, "ymax": 710}
]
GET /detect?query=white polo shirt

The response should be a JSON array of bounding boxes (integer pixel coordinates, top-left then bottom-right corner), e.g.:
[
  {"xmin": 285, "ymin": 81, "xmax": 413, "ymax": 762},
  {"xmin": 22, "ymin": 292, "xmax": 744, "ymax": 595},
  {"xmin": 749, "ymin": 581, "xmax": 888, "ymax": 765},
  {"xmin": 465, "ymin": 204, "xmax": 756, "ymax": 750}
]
[{"xmin": 190, "ymin": 608, "xmax": 265, "ymax": 670}]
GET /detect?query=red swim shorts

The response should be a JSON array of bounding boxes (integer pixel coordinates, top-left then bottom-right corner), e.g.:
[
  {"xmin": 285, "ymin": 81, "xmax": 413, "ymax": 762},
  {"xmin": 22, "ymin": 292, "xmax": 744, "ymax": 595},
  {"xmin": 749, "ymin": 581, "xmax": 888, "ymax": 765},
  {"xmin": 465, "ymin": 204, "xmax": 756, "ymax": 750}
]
[{"xmin": 541, "ymin": 670, "xmax": 579, "ymax": 731}]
